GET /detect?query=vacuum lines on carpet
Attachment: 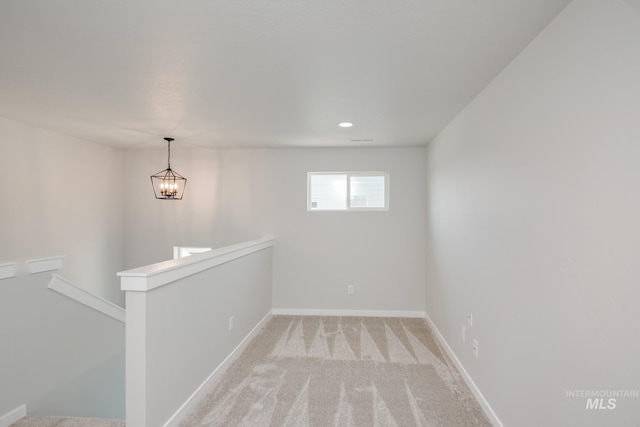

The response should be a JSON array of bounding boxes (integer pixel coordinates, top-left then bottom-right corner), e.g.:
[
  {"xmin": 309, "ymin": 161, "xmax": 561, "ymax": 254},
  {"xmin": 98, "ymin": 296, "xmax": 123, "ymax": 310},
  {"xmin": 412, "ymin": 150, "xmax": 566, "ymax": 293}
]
[{"xmin": 182, "ymin": 316, "xmax": 491, "ymax": 426}]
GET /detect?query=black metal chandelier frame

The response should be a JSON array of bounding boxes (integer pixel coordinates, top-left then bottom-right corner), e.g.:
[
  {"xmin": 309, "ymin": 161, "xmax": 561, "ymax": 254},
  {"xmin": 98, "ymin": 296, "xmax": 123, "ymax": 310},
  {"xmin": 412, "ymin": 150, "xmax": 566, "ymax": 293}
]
[{"xmin": 150, "ymin": 137, "xmax": 187, "ymax": 200}]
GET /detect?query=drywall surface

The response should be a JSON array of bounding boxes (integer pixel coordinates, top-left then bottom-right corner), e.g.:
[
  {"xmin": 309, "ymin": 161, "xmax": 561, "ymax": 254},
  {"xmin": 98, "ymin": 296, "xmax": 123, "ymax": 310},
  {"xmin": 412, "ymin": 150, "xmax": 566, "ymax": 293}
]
[
  {"xmin": 127, "ymin": 247, "xmax": 273, "ymax": 427},
  {"xmin": 0, "ymin": 116, "xmax": 124, "ymax": 305},
  {"xmin": 123, "ymin": 148, "xmax": 221, "ymax": 268},
  {"xmin": 0, "ymin": 116, "xmax": 125, "ymax": 418},
  {"xmin": 266, "ymin": 148, "xmax": 427, "ymax": 312},
  {"xmin": 0, "ymin": 272, "xmax": 124, "ymax": 419},
  {"xmin": 124, "ymin": 147, "xmax": 427, "ymax": 313},
  {"xmin": 424, "ymin": 1, "xmax": 640, "ymax": 426}
]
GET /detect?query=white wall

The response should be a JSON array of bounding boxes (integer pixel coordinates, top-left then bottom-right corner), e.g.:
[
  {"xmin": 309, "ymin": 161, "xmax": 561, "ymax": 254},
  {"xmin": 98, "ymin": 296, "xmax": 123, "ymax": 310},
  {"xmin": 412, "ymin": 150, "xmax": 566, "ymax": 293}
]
[
  {"xmin": 123, "ymin": 244, "xmax": 273, "ymax": 427},
  {"xmin": 425, "ymin": 1, "xmax": 640, "ymax": 426},
  {"xmin": 124, "ymin": 147, "xmax": 427, "ymax": 313},
  {"xmin": 123, "ymin": 148, "xmax": 221, "ymax": 268},
  {"xmin": 0, "ymin": 272, "xmax": 125, "ymax": 419},
  {"xmin": 264, "ymin": 148, "xmax": 427, "ymax": 312},
  {"xmin": 0, "ymin": 116, "xmax": 126, "ymax": 418},
  {"xmin": 0, "ymin": 116, "xmax": 124, "ymax": 305}
]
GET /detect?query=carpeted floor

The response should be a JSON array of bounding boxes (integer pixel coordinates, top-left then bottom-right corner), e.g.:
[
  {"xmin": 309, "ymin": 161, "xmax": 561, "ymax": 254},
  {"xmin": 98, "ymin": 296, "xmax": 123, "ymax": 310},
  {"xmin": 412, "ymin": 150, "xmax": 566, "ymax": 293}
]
[
  {"xmin": 181, "ymin": 315, "xmax": 492, "ymax": 426},
  {"xmin": 10, "ymin": 417, "xmax": 124, "ymax": 427}
]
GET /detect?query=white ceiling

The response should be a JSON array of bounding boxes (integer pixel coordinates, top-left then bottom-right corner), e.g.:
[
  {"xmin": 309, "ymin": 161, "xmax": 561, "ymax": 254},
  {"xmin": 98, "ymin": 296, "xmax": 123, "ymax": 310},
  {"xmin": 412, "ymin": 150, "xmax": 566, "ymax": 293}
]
[{"xmin": 0, "ymin": 0, "xmax": 571, "ymax": 150}]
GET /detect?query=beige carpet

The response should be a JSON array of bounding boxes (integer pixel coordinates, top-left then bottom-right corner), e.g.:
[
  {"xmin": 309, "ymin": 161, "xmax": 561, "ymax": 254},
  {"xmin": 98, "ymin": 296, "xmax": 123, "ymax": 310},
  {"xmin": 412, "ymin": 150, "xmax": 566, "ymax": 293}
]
[
  {"xmin": 10, "ymin": 417, "xmax": 124, "ymax": 427},
  {"xmin": 182, "ymin": 315, "xmax": 492, "ymax": 426}
]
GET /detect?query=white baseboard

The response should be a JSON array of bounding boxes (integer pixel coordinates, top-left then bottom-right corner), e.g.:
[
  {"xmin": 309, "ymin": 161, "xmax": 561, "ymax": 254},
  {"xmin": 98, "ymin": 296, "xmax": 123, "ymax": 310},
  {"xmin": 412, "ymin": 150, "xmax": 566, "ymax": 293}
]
[
  {"xmin": 0, "ymin": 404, "xmax": 26, "ymax": 427},
  {"xmin": 163, "ymin": 310, "xmax": 273, "ymax": 427},
  {"xmin": 423, "ymin": 313, "xmax": 503, "ymax": 427},
  {"xmin": 272, "ymin": 308, "xmax": 427, "ymax": 318}
]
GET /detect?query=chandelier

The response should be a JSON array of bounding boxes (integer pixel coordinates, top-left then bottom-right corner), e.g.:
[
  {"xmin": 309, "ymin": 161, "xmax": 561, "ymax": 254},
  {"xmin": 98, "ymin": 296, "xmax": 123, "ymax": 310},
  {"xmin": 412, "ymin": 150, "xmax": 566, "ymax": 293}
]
[{"xmin": 150, "ymin": 137, "xmax": 187, "ymax": 200}]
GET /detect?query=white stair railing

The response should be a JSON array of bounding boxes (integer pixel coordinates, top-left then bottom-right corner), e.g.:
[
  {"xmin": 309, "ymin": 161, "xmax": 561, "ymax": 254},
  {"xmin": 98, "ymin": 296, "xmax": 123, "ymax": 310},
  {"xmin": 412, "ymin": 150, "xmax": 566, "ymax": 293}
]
[{"xmin": 119, "ymin": 237, "xmax": 275, "ymax": 427}]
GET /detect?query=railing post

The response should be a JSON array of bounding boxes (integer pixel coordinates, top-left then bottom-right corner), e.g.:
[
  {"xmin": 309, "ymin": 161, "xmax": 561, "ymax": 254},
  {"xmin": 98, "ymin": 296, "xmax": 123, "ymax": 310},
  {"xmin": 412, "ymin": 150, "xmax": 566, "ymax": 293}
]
[{"xmin": 125, "ymin": 291, "xmax": 147, "ymax": 427}]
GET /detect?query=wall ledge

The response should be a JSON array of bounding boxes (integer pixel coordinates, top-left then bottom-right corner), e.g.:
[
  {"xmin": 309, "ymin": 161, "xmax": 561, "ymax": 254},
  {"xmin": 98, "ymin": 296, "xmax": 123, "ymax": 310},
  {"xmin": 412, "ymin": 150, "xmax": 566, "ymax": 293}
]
[
  {"xmin": 26, "ymin": 256, "xmax": 65, "ymax": 274},
  {"xmin": 118, "ymin": 237, "xmax": 275, "ymax": 292},
  {"xmin": 0, "ymin": 262, "xmax": 17, "ymax": 280},
  {"xmin": 48, "ymin": 274, "xmax": 125, "ymax": 323}
]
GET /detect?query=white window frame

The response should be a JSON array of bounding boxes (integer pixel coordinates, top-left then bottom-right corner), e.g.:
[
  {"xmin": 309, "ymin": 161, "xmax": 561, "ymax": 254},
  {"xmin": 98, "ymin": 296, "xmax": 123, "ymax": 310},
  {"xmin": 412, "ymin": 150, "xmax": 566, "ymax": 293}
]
[
  {"xmin": 307, "ymin": 171, "xmax": 390, "ymax": 211},
  {"xmin": 173, "ymin": 246, "xmax": 212, "ymax": 259}
]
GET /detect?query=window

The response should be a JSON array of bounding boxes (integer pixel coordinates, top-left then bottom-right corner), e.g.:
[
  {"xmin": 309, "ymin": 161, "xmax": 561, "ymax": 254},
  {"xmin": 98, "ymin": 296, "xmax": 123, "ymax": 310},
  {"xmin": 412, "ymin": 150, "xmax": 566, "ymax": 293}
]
[
  {"xmin": 307, "ymin": 172, "xmax": 389, "ymax": 211},
  {"xmin": 173, "ymin": 246, "xmax": 212, "ymax": 259}
]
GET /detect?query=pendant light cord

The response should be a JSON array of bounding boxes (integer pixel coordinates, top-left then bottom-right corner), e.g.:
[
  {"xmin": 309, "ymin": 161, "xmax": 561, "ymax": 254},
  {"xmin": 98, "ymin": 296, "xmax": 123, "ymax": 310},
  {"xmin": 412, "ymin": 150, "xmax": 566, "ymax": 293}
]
[{"xmin": 164, "ymin": 137, "xmax": 174, "ymax": 170}]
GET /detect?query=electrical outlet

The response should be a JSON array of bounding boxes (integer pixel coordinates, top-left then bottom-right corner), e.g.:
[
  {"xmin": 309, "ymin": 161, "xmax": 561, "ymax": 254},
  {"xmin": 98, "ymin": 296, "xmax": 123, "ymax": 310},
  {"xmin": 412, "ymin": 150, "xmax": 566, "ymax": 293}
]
[
  {"xmin": 472, "ymin": 339, "xmax": 479, "ymax": 358},
  {"xmin": 467, "ymin": 312, "xmax": 473, "ymax": 326},
  {"xmin": 461, "ymin": 326, "xmax": 466, "ymax": 343},
  {"xmin": 228, "ymin": 316, "xmax": 234, "ymax": 332},
  {"xmin": 347, "ymin": 285, "xmax": 354, "ymax": 295}
]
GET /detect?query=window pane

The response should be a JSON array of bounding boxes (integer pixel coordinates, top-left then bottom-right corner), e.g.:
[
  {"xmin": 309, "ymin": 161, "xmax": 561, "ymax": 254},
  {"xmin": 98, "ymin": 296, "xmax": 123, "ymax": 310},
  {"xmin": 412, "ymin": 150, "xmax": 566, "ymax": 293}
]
[
  {"xmin": 173, "ymin": 247, "xmax": 212, "ymax": 259},
  {"xmin": 309, "ymin": 174, "xmax": 347, "ymax": 210},
  {"xmin": 350, "ymin": 175, "xmax": 385, "ymax": 208}
]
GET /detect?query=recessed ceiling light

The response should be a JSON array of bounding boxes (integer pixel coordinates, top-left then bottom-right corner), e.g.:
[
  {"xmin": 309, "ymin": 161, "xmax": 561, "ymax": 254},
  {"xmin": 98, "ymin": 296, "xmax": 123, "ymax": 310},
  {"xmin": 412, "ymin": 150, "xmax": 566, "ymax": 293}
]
[{"xmin": 338, "ymin": 122, "xmax": 354, "ymax": 128}]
